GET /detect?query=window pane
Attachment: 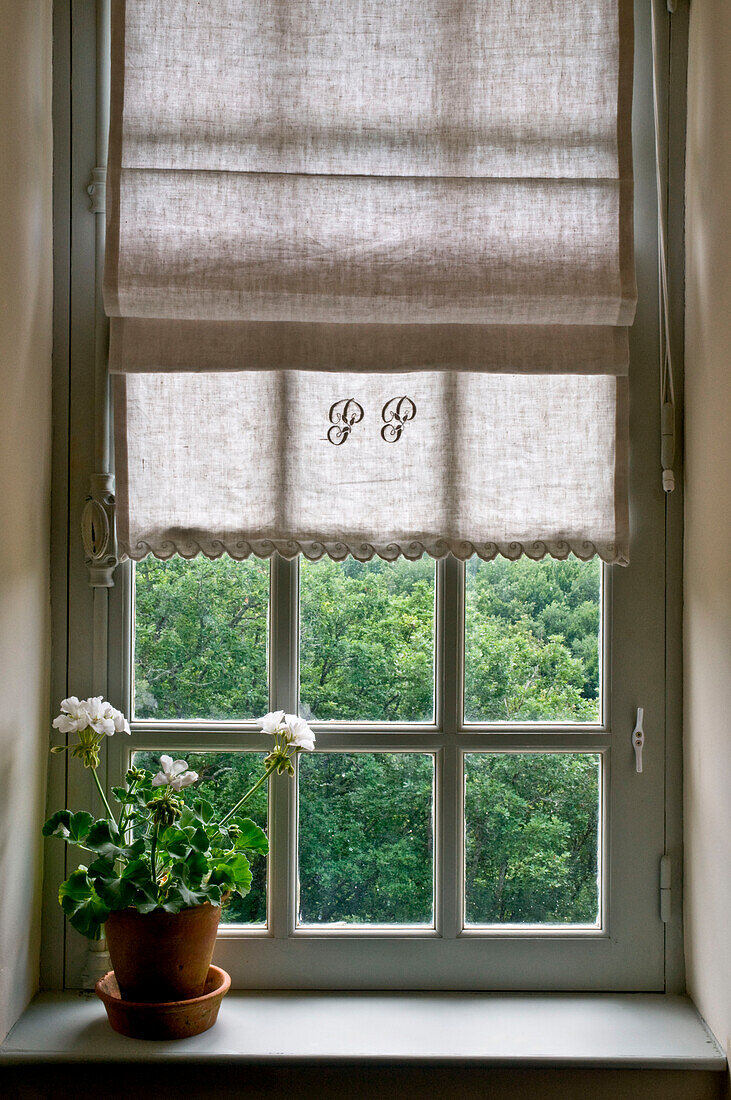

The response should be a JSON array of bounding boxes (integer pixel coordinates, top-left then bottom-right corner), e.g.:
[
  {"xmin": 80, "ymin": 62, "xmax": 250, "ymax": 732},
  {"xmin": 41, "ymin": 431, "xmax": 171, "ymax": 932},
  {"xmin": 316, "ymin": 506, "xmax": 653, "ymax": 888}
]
[
  {"xmin": 299, "ymin": 557, "xmax": 435, "ymax": 722},
  {"xmin": 464, "ymin": 753, "xmax": 600, "ymax": 925},
  {"xmin": 132, "ymin": 751, "xmax": 268, "ymax": 925},
  {"xmin": 464, "ymin": 558, "xmax": 601, "ymax": 723},
  {"xmin": 298, "ymin": 753, "xmax": 434, "ymax": 925},
  {"xmin": 134, "ymin": 557, "xmax": 269, "ymax": 720}
]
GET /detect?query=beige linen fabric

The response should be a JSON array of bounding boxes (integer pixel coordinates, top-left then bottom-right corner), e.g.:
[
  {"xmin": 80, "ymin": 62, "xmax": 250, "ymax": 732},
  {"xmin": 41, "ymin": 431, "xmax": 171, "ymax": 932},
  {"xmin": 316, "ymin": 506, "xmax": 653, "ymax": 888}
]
[
  {"xmin": 106, "ymin": 0, "xmax": 635, "ymax": 564},
  {"xmin": 115, "ymin": 371, "xmax": 629, "ymax": 565}
]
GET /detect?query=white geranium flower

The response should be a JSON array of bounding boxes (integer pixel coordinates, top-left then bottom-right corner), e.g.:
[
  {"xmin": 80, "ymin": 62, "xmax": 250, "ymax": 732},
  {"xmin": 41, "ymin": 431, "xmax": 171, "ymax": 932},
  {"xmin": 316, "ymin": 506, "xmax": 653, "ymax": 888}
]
[
  {"xmin": 104, "ymin": 702, "xmax": 131, "ymax": 736},
  {"xmin": 152, "ymin": 754, "xmax": 198, "ymax": 791},
  {"xmin": 283, "ymin": 714, "xmax": 316, "ymax": 752},
  {"xmin": 258, "ymin": 710, "xmax": 286, "ymax": 735},
  {"xmin": 52, "ymin": 697, "xmax": 87, "ymax": 735},
  {"xmin": 52, "ymin": 696, "xmax": 131, "ymax": 738},
  {"xmin": 83, "ymin": 696, "xmax": 116, "ymax": 737}
]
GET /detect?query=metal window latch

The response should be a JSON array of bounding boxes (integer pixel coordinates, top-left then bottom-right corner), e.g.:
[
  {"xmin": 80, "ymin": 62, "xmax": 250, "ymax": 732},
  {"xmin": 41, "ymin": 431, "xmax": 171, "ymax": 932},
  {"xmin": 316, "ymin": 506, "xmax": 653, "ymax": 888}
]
[{"xmin": 632, "ymin": 708, "xmax": 645, "ymax": 773}]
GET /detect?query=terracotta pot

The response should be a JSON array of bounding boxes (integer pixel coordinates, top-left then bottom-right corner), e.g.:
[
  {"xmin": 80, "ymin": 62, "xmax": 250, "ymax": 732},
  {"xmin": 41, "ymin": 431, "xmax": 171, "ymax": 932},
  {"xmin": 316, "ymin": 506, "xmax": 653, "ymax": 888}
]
[
  {"xmin": 104, "ymin": 903, "xmax": 221, "ymax": 1002},
  {"xmin": 96, "ymin": 965, "xmax": 230, "ymax": 1040}
]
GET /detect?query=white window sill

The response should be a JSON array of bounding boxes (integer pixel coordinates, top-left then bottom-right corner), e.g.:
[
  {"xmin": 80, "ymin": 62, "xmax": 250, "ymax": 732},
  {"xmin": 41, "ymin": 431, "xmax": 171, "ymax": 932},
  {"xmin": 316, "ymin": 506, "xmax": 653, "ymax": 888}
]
[{"xmin": 0, "ymin": 992, "xmax": 724, "ymax": 1071}]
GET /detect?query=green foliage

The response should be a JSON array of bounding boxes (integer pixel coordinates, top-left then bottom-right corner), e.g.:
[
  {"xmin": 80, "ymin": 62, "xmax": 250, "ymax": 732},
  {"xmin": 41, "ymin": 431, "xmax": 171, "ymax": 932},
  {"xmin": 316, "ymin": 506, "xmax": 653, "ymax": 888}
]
[
  {"xmin": 58, "ymin": 869, "xmax": 110, "ymax": 939},
  {"xmin": 300, "ymin": 557, "xmax": 435, "ymax": 721},
  {"xmin": 465, "ymin": 557, "xmax": 601, "ymax": 722},
  {"xmin": 133, "ymin": 751, "xmax": 269, "ymax": 924},
  {"xmin": 130, "ymin": 553, "xmax": 603, "ymax": 926},
  {"xmin": 298, "ymin": 753, "xmax": 434, "ymax": 924},
  {"xmin": 42, "ymin": 809, "xmax": 93, "ymax": 845},
  {"xmin": 44, "ymin": 755, "xmax": 271, "ymax": 939},
  {"xmin": 464, "ymin": 754, "xmax": 600, "ymax": 924},
  {"xmin": 134, "ymin": 556, "xmax": 269, "ymax": 719}
]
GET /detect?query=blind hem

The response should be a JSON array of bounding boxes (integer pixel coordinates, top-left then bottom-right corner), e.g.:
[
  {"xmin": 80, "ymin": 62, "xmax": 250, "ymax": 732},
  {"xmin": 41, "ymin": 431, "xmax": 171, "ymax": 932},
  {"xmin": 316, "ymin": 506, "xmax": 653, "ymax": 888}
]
[{"xmin": 118, "ymin": 535, "xmax": 629, "ymax": 567}]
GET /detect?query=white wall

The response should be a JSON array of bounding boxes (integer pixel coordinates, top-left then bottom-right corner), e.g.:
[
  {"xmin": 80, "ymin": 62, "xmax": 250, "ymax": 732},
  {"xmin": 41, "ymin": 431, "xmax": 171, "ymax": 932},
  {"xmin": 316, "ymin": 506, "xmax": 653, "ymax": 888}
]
[
  {"xmin": 684, "ymin": 0, "xmax": 731, "ymax": 1069},
  {"xmin": 0, "ymin": 0, "xmax": 53, "ymax": 1043}
]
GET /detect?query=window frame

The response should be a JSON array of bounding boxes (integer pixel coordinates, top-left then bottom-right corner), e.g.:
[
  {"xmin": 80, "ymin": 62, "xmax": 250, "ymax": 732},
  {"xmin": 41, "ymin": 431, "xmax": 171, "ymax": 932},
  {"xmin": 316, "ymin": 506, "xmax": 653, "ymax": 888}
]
[
  {"xmin": 110, "ymin": 553, "xmax": 621, "ymax": 989},
  {"xmin": 47, "ymin": 0, "xmax": 687, "ymax": 993},
  {"xmin": 123, "ymin": 554, "xmax": 608, "ymax": 932}
]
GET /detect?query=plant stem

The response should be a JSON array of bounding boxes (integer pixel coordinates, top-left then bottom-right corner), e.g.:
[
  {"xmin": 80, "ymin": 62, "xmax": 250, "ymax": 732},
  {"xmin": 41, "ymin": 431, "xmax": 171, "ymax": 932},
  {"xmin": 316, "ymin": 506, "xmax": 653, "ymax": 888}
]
[
  {"xmin": 117, "ymin": 776, "xmax": 138, "ymax": 838},
  {"xmin": 92, "ymin": 768, "xmax": 116, "ymax": 824},
  {"xmin": 150, "ymin": 819, "xmax": 159, "ymax": 895},
  {"xmin": 219, "ymin": 764, "xmax": 276, "ymax": 827}
]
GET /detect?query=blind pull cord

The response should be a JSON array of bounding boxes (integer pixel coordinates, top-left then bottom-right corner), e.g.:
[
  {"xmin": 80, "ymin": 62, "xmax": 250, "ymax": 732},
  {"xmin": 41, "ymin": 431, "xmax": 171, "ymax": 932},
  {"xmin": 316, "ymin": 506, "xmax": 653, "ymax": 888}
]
[{"xmin": 651, "ymin": 0, "xmax": 677, "ymax": 493}]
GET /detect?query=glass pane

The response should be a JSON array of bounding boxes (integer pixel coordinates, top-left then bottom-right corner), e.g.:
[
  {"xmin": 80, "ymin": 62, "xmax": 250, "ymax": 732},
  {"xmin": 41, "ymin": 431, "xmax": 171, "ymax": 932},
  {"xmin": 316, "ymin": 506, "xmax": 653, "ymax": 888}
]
[
  {"xmin": 298, "ymin": 753, "xmax": 434, "ymax": 925},
  {"xmin": 464, "ymin": 558, "xmax": 601, "ymax": 723},
  {"xmin": 464, "ymin": 753, "xmax": 600, "ymax": 925},
  {"xmin": 134, "ymin": 557, "xmax": 269, "ymax": 720},
  {"xmin": 132, "ymin": 751, "xmax": 268, "ymax": 925},
  {"xmin": 299, "ymin": 557, "xmax": 435, "ymax": 722}
]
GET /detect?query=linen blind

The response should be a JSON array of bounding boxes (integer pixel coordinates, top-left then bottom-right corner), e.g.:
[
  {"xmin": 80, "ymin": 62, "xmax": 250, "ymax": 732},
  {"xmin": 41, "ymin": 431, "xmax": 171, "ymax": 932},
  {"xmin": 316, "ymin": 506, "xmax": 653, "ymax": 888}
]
[{"xmin": 106, "ymin": 0, "xmax": 636, "ymax": 564}]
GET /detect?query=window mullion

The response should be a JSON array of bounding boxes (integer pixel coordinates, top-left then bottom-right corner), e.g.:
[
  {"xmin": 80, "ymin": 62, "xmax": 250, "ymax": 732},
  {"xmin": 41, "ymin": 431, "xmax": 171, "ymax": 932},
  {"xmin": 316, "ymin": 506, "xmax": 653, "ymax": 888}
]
[
  {"xmin": 437, "ymin": 556, "xmax": 463, "ymax": 938},
  {"xmin": 269, "ymin": 553, "xmax": 298, "ymax": 938},
  {"xmin": 439, "ymin": 556, "xmax": 463, "ymax": 734}
]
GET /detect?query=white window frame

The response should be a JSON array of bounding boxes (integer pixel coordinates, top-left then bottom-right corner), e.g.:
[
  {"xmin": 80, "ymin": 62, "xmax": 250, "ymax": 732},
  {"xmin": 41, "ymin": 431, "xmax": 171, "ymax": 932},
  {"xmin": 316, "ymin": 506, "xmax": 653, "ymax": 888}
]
[{"xmin": 44, "ymin": 0, "xmax": 687, "ymax": 994}]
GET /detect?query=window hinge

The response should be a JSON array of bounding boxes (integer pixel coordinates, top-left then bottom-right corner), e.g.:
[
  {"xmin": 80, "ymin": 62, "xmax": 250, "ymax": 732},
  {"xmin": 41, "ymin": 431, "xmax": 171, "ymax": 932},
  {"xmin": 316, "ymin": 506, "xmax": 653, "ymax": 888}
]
[
  {"xmin": 87, "ymin": 166, "xmax": 106, "ymax": 214},
  {"xmin": 660, "ymin": 855, "xmax": 672, "ymax": 922}
]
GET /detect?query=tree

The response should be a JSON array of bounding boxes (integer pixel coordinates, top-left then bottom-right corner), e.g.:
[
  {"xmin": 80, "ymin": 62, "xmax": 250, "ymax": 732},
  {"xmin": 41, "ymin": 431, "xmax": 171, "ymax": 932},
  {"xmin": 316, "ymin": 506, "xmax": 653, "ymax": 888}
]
[{"xmin": 133, "ymin": 554, "xmax": 602, "ymax": 925}]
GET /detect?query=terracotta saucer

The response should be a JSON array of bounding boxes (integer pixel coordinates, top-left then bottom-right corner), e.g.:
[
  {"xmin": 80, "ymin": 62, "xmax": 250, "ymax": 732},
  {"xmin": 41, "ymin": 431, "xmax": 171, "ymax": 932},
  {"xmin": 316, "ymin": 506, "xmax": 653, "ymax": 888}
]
[{"xmin": 95, "ymin": 964, "xmax": 231, "ymax": 1040}]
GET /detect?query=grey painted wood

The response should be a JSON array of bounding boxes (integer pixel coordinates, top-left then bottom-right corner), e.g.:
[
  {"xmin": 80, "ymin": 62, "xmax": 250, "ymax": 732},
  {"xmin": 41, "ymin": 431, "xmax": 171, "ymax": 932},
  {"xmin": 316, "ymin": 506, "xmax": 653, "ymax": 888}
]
[
  {"xmin": 663, "ymin": 0, "xmax": 690, "ymax": 997},
  {"xmin": 0, "ymin": 993, "xmax": 724, "ymax": 1070}
]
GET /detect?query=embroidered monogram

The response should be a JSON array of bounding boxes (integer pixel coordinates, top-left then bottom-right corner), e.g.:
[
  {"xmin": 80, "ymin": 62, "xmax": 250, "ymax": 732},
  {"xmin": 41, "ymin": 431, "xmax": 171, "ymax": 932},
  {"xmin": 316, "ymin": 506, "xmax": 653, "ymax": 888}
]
[
  {"xmin": 327, "ymin": 399, "xmax": 364, "ymax": 445},
  {"xmin": 381, "ymin": 396, "xmax": 417, "ymax": 443}
]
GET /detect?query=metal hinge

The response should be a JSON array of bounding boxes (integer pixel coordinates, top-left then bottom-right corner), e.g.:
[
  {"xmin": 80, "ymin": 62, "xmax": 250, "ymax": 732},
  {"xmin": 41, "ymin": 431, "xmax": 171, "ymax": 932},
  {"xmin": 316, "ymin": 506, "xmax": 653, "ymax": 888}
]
[{"xmin": 660, "ymin": 855, "xmax": 672, "ymax": 922}]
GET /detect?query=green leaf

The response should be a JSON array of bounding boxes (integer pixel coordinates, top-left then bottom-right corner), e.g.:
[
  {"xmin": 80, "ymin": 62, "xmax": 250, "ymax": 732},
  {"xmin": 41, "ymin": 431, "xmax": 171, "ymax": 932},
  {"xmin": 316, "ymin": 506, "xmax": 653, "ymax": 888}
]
[
  {"xmin": 193, "ymin": 798, "xmax": 215, "ymax": 824},
  {"xmin": 87, "ymin": 856, "xmax": 137, "ymax": 911},
  {"xmin": 187, "ymin": 826, "xmax": 210, "ymax": 853},
  {"xmin": 210, "ymin": 852, "xmax": 252, "ymax": 894},
  {"xmin": 179, "ymin": 849, "xmax": 209, "ymax": 887},
  {"xmin": 42, "ymin": 810, "xmax": 93, "ymax": 845},
  {"xmin": 159, "ymin": 826, "xmax": 188, "ymax": 859},
  {"xmin": 58, "ymin": 869, "xmax": 109, "ymax": 939},
  {"xmin": 179, "ymin": 806, "xmax": 205, "ymax": 833},
  {"xmin": 163, "ymin": 882, "xmax": 221, "ymax": 912},
  {"xmin": 121, "ymin": 858, "xmax": 158, "ymax": 904},
  {"xmin": 231, "ymin": 817, "xmax": 268, "ymax": 856},
  {"xmin": 111, "ymin": 786, "xmax": 128, "ymax": 804},
  {"xmin": 88, "ymin": 854, "xmax": 159, "ymax": 912},
  {"xmin": 86, "ymin": 819, "xmax": 145, "ymax": 862}
]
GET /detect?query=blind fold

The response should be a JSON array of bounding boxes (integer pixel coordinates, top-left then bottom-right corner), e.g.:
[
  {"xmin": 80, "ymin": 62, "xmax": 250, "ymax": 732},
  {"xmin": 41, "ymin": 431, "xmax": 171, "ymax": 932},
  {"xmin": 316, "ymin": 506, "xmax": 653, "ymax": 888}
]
[{"xmin": 106, "ymin": 0, "xmax": 636, "ymax": 565}]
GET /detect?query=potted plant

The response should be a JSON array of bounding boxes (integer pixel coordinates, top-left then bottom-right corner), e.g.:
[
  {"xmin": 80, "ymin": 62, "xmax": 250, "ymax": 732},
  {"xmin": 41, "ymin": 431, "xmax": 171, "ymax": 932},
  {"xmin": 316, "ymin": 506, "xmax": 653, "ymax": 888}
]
[{"xmin": 44, "ymin": 699, "xmax": 314, "ymax": 1025}]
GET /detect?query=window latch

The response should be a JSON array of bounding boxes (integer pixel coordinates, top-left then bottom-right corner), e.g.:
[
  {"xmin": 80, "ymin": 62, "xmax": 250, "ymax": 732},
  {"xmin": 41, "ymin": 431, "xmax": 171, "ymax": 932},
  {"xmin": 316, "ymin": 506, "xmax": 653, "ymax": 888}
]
[{"xmin": 632, "ymin": 708, "xmax": 645, "ymax": 773}]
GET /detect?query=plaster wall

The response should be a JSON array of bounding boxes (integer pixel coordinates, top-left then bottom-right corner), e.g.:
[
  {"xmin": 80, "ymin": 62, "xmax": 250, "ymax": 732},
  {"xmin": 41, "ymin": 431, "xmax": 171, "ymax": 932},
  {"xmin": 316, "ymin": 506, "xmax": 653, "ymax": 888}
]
[
  {"xmin": 683, "ymin": 0, "xmax": 731, "ymax": 1069},
  {"xmin": 0, "ymin": 0, "xmax": 53, "ymax": 1042}
]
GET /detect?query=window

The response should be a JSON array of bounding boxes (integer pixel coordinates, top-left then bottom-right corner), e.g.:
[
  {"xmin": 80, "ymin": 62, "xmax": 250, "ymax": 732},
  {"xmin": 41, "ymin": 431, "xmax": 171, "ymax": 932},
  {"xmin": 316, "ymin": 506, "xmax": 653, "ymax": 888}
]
[
  {"xmin": 50, "ymin": 0, "xmax": 682, "ymax": 993},
  {"xmin": 105, "ymin": 547, "xmax": 659, "ymax": 989}
]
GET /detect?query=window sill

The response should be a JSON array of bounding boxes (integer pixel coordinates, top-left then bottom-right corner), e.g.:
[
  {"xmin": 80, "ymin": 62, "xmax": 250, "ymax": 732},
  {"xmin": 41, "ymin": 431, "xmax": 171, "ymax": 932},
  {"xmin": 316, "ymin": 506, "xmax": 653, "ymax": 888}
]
[{"xmin": 0, "ymin": 991, "xmax": 724, "ymax": 1071}]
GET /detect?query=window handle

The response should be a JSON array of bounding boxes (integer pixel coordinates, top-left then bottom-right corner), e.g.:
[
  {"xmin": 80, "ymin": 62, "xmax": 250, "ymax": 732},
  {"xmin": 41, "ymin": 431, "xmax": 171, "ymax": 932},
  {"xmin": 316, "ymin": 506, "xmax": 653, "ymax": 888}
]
[{"xmin": 632, "ymin": 708, "xmax": 645, "ymax": 773}]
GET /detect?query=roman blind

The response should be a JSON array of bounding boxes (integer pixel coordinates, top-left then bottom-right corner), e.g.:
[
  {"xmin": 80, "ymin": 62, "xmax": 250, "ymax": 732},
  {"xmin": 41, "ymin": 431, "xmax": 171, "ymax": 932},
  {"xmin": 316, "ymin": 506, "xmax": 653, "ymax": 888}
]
[{"xmin": 106, "ymin": 0, "xmax": 636, "ymax": 564}]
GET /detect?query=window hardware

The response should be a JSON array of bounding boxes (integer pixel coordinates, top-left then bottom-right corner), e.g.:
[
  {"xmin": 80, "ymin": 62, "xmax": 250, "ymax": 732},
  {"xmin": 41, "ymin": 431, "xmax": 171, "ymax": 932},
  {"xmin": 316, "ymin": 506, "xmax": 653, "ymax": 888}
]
[
  {"xmin": 632, "ymin": 707, "xmax": 645, "ymax": 772},
  {"xmin": 87, "ymin": 166, "xmax": 106, "ymax": 214}
]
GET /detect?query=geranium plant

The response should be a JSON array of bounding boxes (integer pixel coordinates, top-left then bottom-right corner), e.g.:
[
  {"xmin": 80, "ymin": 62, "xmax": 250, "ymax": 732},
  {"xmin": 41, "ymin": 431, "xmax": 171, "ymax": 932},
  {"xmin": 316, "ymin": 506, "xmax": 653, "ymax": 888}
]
[{"xmin": 44, "ymin": 702, "xmax": 314, "ymax": 939}]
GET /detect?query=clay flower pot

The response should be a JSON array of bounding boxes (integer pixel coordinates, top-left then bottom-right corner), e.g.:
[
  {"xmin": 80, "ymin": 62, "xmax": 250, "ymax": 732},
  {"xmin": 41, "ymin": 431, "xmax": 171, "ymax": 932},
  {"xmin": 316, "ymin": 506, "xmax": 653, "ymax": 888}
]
[
  {"xmin": 104, "ymin": 903, "xmax": 221, "ymax": 1002},
  {"xmin": 96, "ymin": 965, "xmax": 230, "ymax": 1040}
]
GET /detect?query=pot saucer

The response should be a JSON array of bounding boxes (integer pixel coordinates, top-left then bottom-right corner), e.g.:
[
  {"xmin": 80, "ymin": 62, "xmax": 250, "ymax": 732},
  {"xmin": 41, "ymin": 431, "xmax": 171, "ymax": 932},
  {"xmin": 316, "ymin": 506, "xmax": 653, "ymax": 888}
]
[{"xmin": 95, "ymin": 964, "xmax": 231, "ymax": 1040}]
